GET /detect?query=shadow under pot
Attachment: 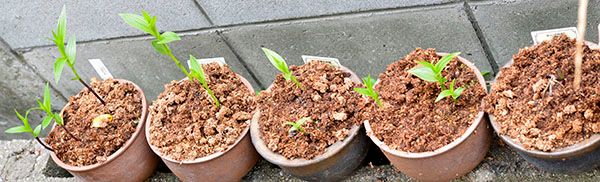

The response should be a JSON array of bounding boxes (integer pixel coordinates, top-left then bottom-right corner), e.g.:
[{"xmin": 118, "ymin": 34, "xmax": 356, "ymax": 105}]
[
  {"xmin": 250, "ymin": 64, "xmax": 369, "ymax": 181},
  {"xmin": 50, "ymin": 79, "xmax": 158, "ymax": 181},
  {"xmin": 146, "ymin": 73, "xmax": 259, "ymax": 182},
  {"xmin": 487, "ymin": 39, "xmax": 600, "ymax": 173},
  {"xmin": 364, "ymin": 52, "xmax": 491, "ymax": 182}
]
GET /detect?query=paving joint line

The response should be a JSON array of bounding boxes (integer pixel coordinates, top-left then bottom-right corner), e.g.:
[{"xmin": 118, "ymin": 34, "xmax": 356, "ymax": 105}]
[
  {"xmin": 191, "ymin": 0, "xmax": 215, "ymax": 26},
  {"xmin": 216, "ymin": 30, "xmax": 265, "ymax": 89},
  {"xmin": 463, "ymin": 1, "xmax": 499, "ymax": 75}
]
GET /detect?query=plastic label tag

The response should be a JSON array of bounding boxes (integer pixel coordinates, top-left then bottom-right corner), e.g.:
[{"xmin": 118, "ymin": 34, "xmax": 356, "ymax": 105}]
[
  {"xmin": 88, "ymin": 59, "xmax": 113, "ymax": 80},
  {"xmin": 301, "ymin": 55, "xmax": 341, "ymax": 67},
  {"xmin": 531, "ymin": 27, "xmax": 577, "ymax": 44},
  {"xmin": 187, "ymin": 57, "xmax": 226, "ymax": 68}
]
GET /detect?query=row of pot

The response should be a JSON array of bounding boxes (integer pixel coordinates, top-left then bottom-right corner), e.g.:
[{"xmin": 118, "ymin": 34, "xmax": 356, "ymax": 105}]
[{"xmin": 52, "ymin": 43, "xmax": 599, "ymax": 182}]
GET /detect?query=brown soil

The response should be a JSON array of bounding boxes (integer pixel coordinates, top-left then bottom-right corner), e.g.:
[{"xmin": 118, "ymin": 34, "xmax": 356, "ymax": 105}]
[
  {"xmin": 46, "ymin": 78, "xmax": 142, "ymax": 166},
  {"xmin": 368, "ymin": 48, "xmax": 486, "ymax": 153},
  {"xmin": 257, "ymin": 61, "xmax": 368, "ymax": 160},
  {"xmin": 484, "ymin": 35, "xmax": 600, "ymax": 151},
  {"xmin": 149, "ymin": 63, "xmax": 255, "ymax": 161}
]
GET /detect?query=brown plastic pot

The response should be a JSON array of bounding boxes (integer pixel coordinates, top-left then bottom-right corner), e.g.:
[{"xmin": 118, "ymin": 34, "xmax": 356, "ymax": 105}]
[
  {"xmin": 488, "ymin": 42, "xmax": 600, "ymax": 173},
  {"xmin": 146, "ymin": 74, "xmax": 259, "ymax": 182},
  {"xmin": 51, "ymin": 79, "xmax": 158, "ymax": 181},
  {"xmin": 250, "ymin": 65, "xmax": 370, "ymax": 181},
  {"xmin": 364, "ymin": 53, "xmax": 491, "ymax": 182}
]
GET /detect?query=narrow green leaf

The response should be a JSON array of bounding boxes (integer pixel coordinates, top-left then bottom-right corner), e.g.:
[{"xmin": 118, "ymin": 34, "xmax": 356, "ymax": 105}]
[
  {"xmin": 36, "ymin": 99, "xmax": 46, "ymax": 111},
  {"xmin": 151, "ymin": 40, "xmax": 169, "ymax": 54},
  {"xmin": 435, "ymin": 90, "xmax": 454, "ymax": 102},
  {"xmin": 65, "ymin": 36, "xmax": 76, "ymax": 64},
  {"xmin": 43, "ymin": 83, "xmax": 51, "ymax": 109},
  {"xmin": 354, "ymin": 88, "xmax": 372, "ymax": 96},
  {"xmin": 5, "ymin": 125, "xmax": 30, "ymax": 134},
  {"xmin": 41, "ymin": 116, "xmax": 52, "ymax": 129},
  {"xmin": 56, "ymin": 6, "xmax": 67, "ymax": 44},
  {"xmin": 362, "ymin": 75, "xmax": 377, "ymax": 88},
  {"xmin": 449, "ymin": 80, "xmax": 456, "ymax": 92},
  {"xmin": 33, "ymin": 125, "xmax": 42, "ymax": 137},
  {"xmin": 15, "ymin": 110, "xmax": 32, "ymax": 130},
  {"xmin": 435, "ymin": 52, "xmax": 460, "ymax": 73},
  {"xmin": 481, "ymin": 71, "xmax": 490, "ymax": 77},
  {"xmin": 118, "ymin": 13, "xmax": 155, "ymax": 36},
  {"xmin": 408, "ymin": 67, "xmax": 437, "ymax": 82},
  {"xmin": 156, "ymin": 31, "xmax": 180, "ymax": 44},
  {"xmin": 417, "ymin": 61, "xmax": 436, "ymax": 71},
  {"xmin": 53, "ymin": 57, "xmax": 67, "ymax": 84},
  {"xmin": 53, "ymin": 113, "xmax": 64, "ymax": 126},
  {"xmin": 261, "ymin": 48, "xmax": 290, "ymax": 75},
  {"xmin": 189, "ymin": 55, "xmax": 207, "ymax": 85},
  {"xmin": 453, "ymin": 87, "xmax": 465, "ymax": 100}
]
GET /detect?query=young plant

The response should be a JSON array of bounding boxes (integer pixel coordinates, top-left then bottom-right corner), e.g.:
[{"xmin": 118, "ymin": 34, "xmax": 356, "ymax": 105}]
[
  {"xmin": 51, "ymin": 6, "xmax": 106, "ymax": 105},
  {"xmin": 286, "ymin": 117, "xmax": 311, "ymax": 135},
  {"xmin": 34, "ymin": 83, "xmax": 80, "ymax": 141},
  {"xmin": 5, "ymin": 109, "xmax": 53, "ymax": 151},
  {"xmin": 118, "ymin": 11, "xmax": 189, "ymax": 80},
  {"xmin": 408, "ymin": 52, "xmax": 465, "ymax": 102},
  {"xmin": 354, "ymin": 74, "xmax": 383, "ymax": 108},
  {"xmin": 261, "ymin": 48, "xmax": 302, "ymax": 89},
  {"xmin": 189, "ymin": 55, "xmax": 221, "ymax": 108}
]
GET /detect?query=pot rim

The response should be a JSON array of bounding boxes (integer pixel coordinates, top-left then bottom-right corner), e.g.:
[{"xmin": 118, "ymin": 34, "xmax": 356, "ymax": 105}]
[
  {"xmin": 488, "ymin": 41, "xmax": 600, "ymax": 158},
  {"xmin": 145, "ymin": 73, "xmax": 255, "ymax": 164},
  {"xmin": 250, "ymin": 64, "xmax": 365, "ymax": 167},
  {"xmin": 364, "ymin": 52, "xmax": 488, "ymax": 159},
  {"xmin": 50, "ymin": 78, "xmax": 149, "ymax": 172}
]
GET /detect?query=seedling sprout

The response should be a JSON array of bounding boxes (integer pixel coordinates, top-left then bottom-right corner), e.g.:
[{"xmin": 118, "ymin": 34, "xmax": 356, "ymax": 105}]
[
  {"xmin": 189, "ymin": 55, "xmax": 221, "ymax": 108},
  {"xmin": 354, "ymin": 74, "xmax": 383, "ymax": 108},
  {"xmin": 261, "ymin": 48, "xmax": 302, "ymax": 89},
  {"xmin": 286, "ymin": 117, "xmax": 312, "ymax": 135},
  {"xmin": 408, "ymin": 52, "xmax": 465, "ymax": 102}
]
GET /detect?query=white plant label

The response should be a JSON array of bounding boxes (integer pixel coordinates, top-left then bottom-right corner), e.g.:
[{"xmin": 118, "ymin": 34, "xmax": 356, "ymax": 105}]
[
  {"xmin": 301, "ymin": 55, "xmax": 341, "ymax": 67},
  {"xmin": 187, "ymin": 57, "xmax": 227, "ymax": 68},
  {"xmin": 531, "ymin": 27, "xmax": 577, "ymax": 45},
  {"xmin": 88, "ymin": 59, "xmax": 113, "ymax": 80}
]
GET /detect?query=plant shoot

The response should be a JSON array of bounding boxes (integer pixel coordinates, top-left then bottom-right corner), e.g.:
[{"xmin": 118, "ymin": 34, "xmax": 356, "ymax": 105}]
[
  {"xmin": 189, "ymin": 55, "xmax": 221, "ymax": 108},
  {"xmin": 408, "ymin": 52, "xmax": 465, "ymax": 102},
  {"xmin": 261, "ymin": 48, "xmax": 302, "ymax": 89},
  {"xmin": 354, "ymin": 74, "xmax": 383, "ymax": 108}
]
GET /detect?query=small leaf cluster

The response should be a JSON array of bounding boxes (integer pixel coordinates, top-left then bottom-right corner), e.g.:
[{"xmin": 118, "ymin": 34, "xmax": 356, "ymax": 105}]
[
  {"xmin": 354, "ymin": 74, "xmax": 383, "ymax": 108},
  {"xmin": 408, "ymin": 52, "xmax": 465, "ymax": 102},
  {"xmin": 50, "ymin": 6, "xmax": 79, "ymax": 84},
  {"xmin": 261, "ymin": 48, "xmax": 302, "ymax": 89},
  {"xmin": 286, "ymin": 117, "xmax": 312, "ymax": 135},
  {"xmin": 189, "ymin": 55, "xmax": 221, "ymax": 108},
  {"xmin": 5, "ymin": 83, "xmax": 61, "ymax": 137}
]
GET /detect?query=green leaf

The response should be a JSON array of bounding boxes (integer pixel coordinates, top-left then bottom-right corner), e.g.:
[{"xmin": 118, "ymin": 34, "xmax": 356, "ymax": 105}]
[
  {"xmin": 435, "ymin": 52, "xmax": 460, "ymax": 73},
  {"xmin": 408, "ymin": 66, "xmax": 437, "ymax": 83},
  {"xmin": 296, "ymin": 117, "xmax": 311, "ymax": 126},
  {"xmin": 362, "ymin": 75, "xmax": 377, "ymax": 88},
  {"xmin": 36, "ymin": 99, "xmax": 45, "ymax": 111},
  {"xmin": 453, "ymin": 87, "xmax": 465, "ymax": 100},
  {"xmin": 417, "ymin": 61, "xmax": 436, "ymax": 71},
  {"xmin": 14, "ymin": 110, "xmax": 32, "ymax": 130},
  {"xmin": 261, "ymin": 48, "xmax": 290, "ymax": 75},
  {"xmin": 354, "ymin": 88, "xmax": 372, "ymax": 96},
  {"xmin": 5, "ymin": 125, "xmax": 30, "ymax": 134},
  {"xmin": 43, "ymin": 83, "xmax": 51, "ymax": 109},
  {"xmin": 119, "ymin": 13, "xmax": 155, "ymax": 36},
  {"xmin": 53, "ymin": 57, "xmax": 67, "ymax": 84},
  {"xmin": 435, "ymin": 89, "xmax": 454, "ymax": 102},
  {"xmin": 41, "ymin": 116, "xmax": 52, "ymax": 129},
  {"xmin": 53, "ymin": 113, "xmax": 64, "ymax": 126},
  {"xmin": 481, "ymin": 71, "xmax": 490, "ymax": 77},
  {"xmin": 151, "ymin": 40, "xmax": 169, "ymax": 54},
  {"xmin": 56, "ymin": 6, "xmax": 67, "ymax": 45},
  {"xmin": 449, "ymin": 80, "xmax": 456, "ymax": 92},
  {"xmin": 189, "ymin": 55, "xmax": 207, "ymax": 85},
  {"xmin": 33, "ymin": 125, "xmax": 42, "ymax": 137},
  {"xmin": 65, "ymin": 36, "xmax": 76, "ymax": 64},
  {"xmin": 156, "ymin": 31, "xmax": 180, "ymax": 44}
]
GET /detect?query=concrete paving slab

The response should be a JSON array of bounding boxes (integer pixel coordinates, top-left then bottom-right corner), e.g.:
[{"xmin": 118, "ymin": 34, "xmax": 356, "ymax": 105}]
[
  {"xmin": 221, "ymin": 4, "xmax": 493, "ymax": 87},
  {"xmin": 469, "ymin": 0, "xmax": 600, "ymax": 68},
  {"xmin": 0, "ymin": 41, "xmax": 66, "ymax": 140},
  {"xmin": 18, "ymin": 30, "xmax": 260, "ymax": 103},
  {"xmin": 197, "ymin": 0, "xmax": 456, "ymax": 26},
  {"xmin": 0, "ymin": 0, "xmax": 211, "ymax": 49}
]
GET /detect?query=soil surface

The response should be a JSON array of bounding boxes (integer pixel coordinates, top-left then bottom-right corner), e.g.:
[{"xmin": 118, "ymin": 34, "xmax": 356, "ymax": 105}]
[
  {"xmin": 484, "ymin": 35, "xmax": 600, "ymax": 151},
  {"xmin": 368, "ymin": 48, "xmax": 486, "ymax": 153},
  {"xmin": 257, "ymin": 61, "xmax": 367, "ymax": 160},
  {"xmin": 149, "ymin": 63, "xmax": 255, "ymax": 161},
  {"xmin": 46, "ymin": 78, "xmax": 142, "ymax": 166}
]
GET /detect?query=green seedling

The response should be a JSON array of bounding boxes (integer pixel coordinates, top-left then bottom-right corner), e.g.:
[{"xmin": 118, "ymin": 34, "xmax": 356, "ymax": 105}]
[
  {"xmin": 5, "ymin": 83, "xmax": 81, "ymax": 151},
  {"xmin": 480, "ymin": 71, "xmax": 491, "ymax": 77},
  {"xmin": 354, "ymin": 74, "xmax": 383, "ymax": 108},
  {"xmin": 51, "ymin": 6, "xmax": 105, "ymax": 105},
  {"xmin": 408, "ymin": 52, "xmax": 465, "ymax": 102},
  {"xmin": 261, "ymin": 48, "xmax": 302, "ymax": 89},
  {"xmin": 286, "ymin": 117, "xmax": 311, "ymax": 135},
  {"xmin": 189, "ymin": 55, "xmax": 221, "ymax": 108},
  {"xmin": 119, "ymin": 11, "xmax": 189, "ymax": 80}
]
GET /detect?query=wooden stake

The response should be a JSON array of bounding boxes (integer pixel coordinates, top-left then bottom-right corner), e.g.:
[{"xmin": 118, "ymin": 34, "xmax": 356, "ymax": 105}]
[{"xmin": 574, "ymin": 0, "xmax": 588, "ymax": 90}]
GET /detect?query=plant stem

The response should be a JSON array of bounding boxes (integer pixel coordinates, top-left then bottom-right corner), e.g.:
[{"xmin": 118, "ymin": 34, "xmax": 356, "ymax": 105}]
[
  {"xmin": 60, "ymin": 125, "xmax": 81, "ymax": 142},
  {"xmin": 291, "ymin": 76, "xmax": 303, "ymax": 89},
  {"xmin": 574, "ymin": 0, "xmax": 588, "ymax": 90},
  {"xmin": 204, "ymin": 87, "xmax": 221, "ymax": 108},
  {"xmin": 78, "ymin": 78, "xmax": 106, "ymax": 106},
  {"xmin": 165, "ymin": 46, "xmax": 193, "ymax": 81},
  {"xmin": 35, "ymin": 137, "xmax": 54, "ymax": 152}
]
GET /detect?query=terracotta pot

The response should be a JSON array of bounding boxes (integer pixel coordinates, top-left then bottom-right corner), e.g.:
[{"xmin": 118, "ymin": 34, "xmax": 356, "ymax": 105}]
[
  {"xmin": 364, "ymin": 53, "xmax": 491, "ymax": 182},
  {"xmin": 488, "ymin": 42, "xmax": 600, "ymax": 173},
  {"xmin": 51, "ymin": 79, "xmax": 158, "ymax": 182},
  {"xmin": 250, "ymin": 65, "xmax": 370, "ymax": 181},
  {"xmin": 146, "ymin": 74, "xmax": 259, "ymax": 182}
]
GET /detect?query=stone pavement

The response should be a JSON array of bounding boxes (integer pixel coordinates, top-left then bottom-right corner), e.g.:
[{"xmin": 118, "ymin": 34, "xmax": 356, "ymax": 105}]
[{"xmin": 1, "ymin": 0, "xmax": 600, "ymax": 181}]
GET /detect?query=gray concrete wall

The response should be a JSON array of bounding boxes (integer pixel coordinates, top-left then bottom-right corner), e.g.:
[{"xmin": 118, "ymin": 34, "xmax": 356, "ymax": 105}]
[{"xmin": 1, "ymin": 0, "xmax": 600, "ymax": 139}]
